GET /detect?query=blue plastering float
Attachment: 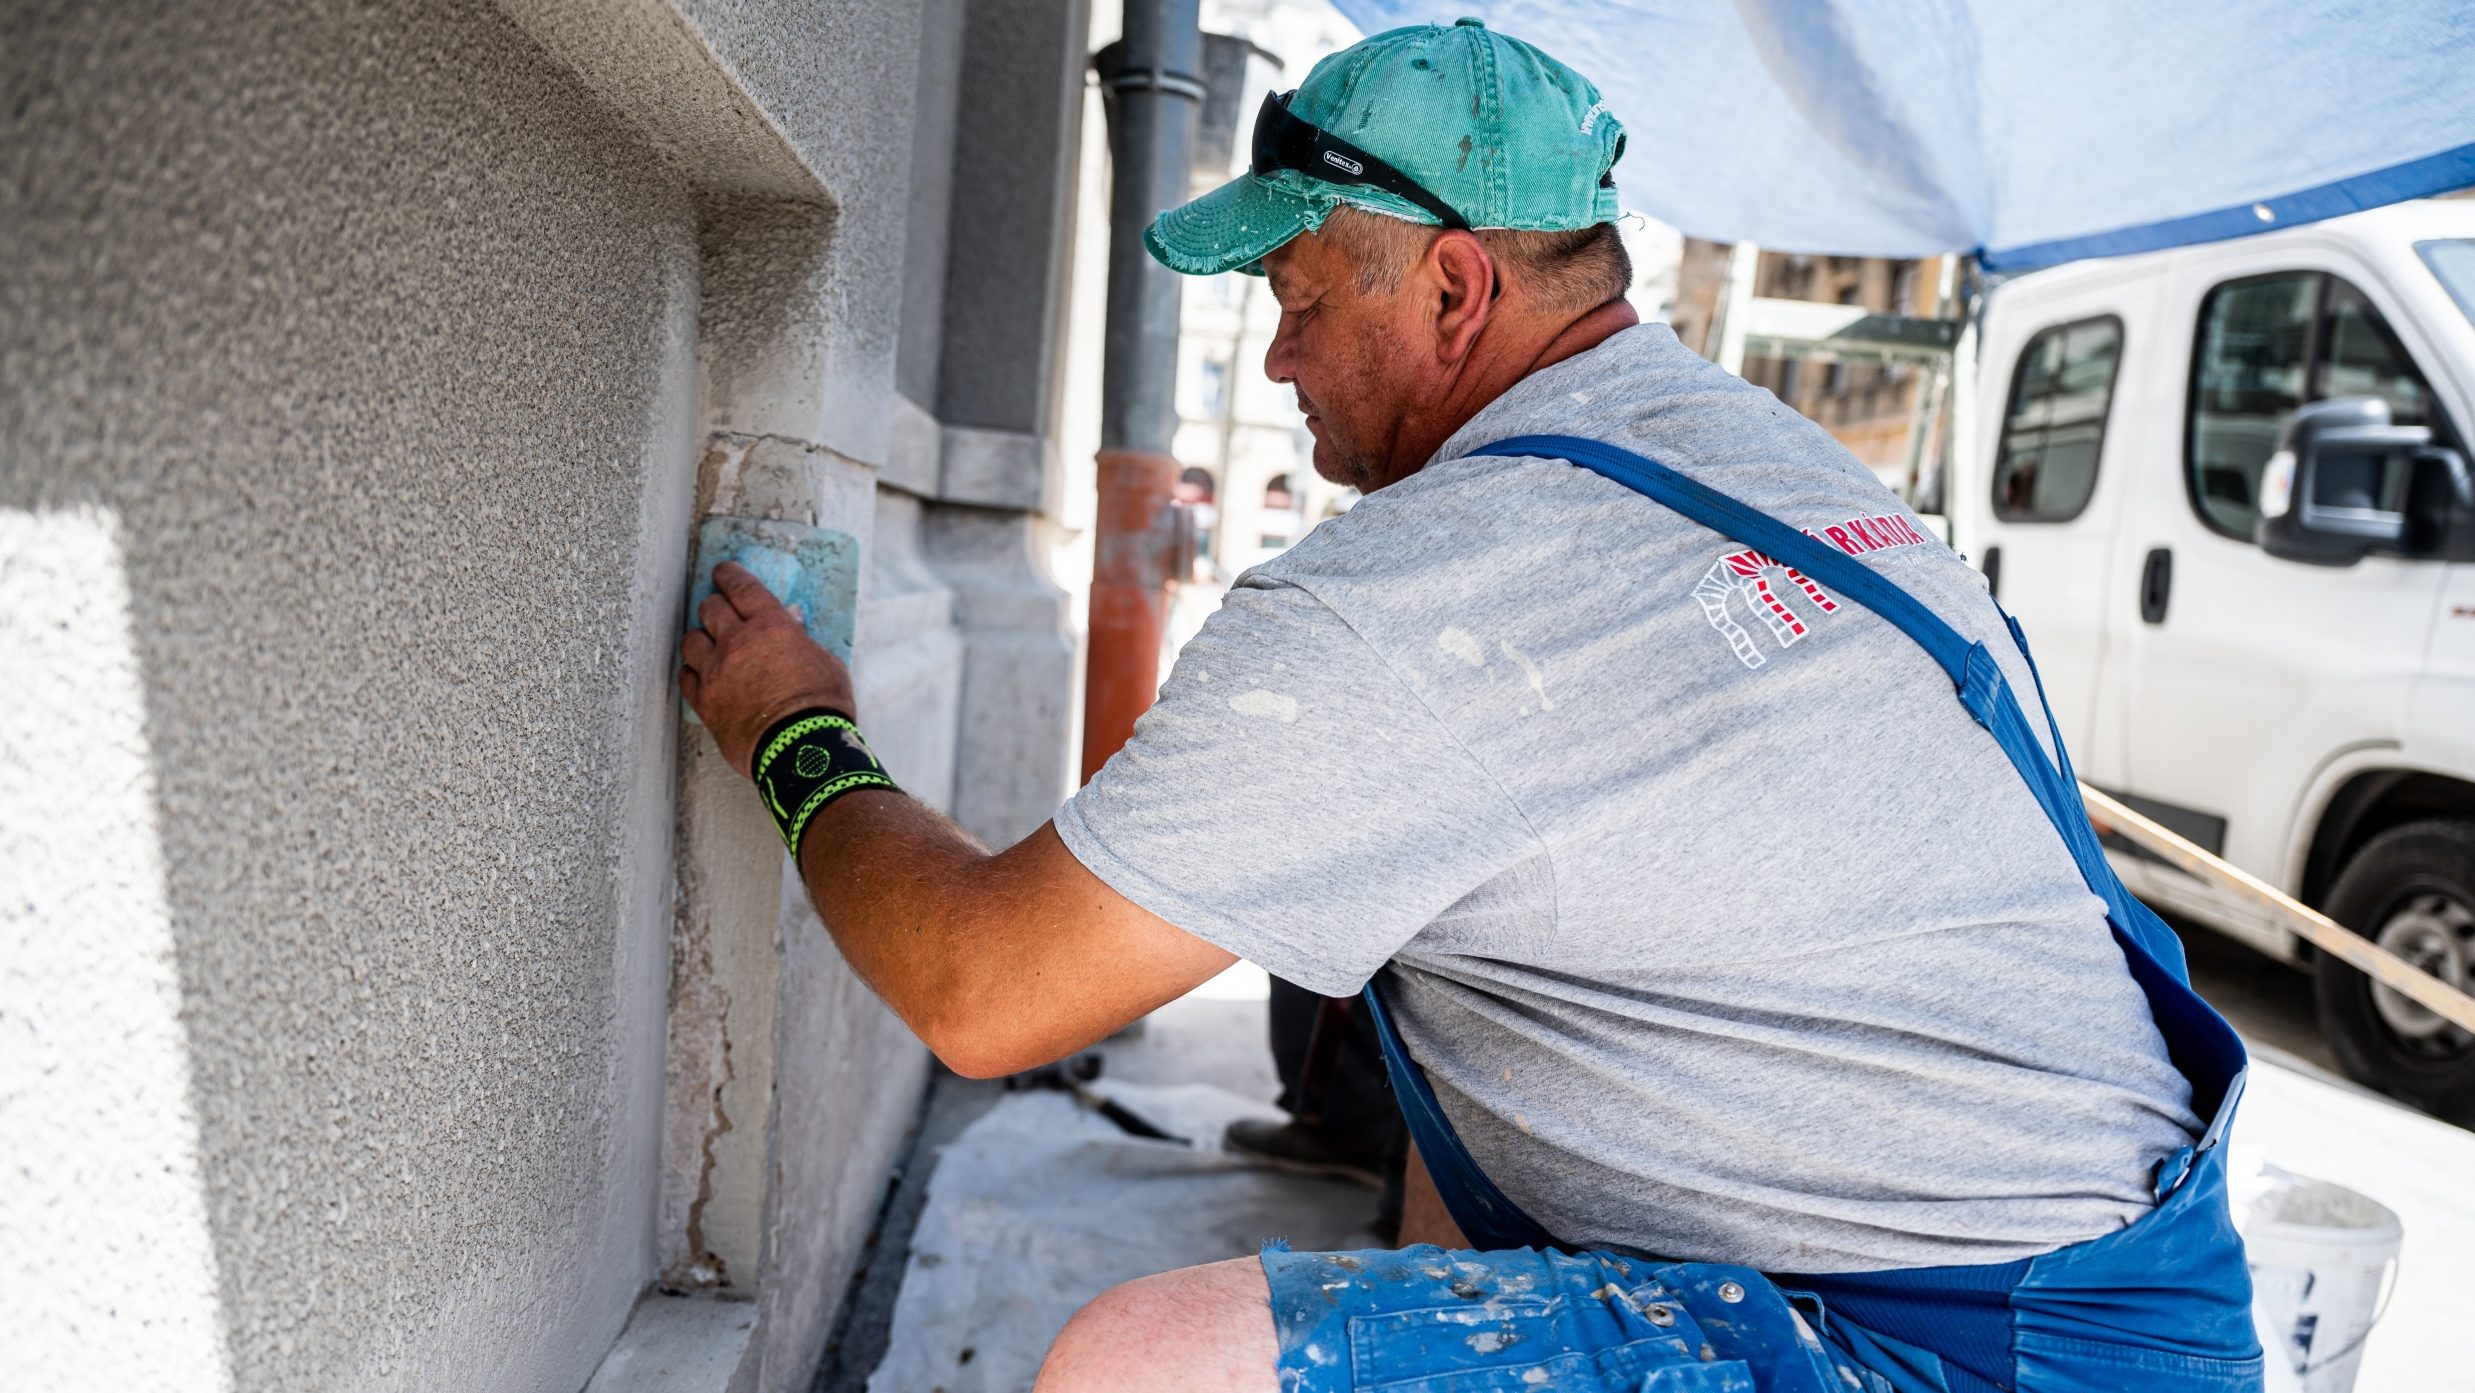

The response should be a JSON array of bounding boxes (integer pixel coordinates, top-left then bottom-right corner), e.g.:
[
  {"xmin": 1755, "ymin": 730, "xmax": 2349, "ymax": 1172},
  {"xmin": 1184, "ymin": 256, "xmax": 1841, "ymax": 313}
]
[{"xmin": 682, "ymin": 516, "xmax": 860, "ymax": 722}]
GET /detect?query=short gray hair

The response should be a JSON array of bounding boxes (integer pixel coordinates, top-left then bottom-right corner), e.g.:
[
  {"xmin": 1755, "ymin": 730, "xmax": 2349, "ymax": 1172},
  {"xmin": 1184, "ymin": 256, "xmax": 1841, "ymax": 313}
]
[{"xmin": 1315, "ymin": 206, "xmax": 1633, "ymax": 315}]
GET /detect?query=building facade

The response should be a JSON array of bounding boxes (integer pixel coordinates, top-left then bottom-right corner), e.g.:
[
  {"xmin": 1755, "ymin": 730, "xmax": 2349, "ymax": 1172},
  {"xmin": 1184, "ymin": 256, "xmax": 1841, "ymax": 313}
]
[
  {"xmin": 1164, "ymin": 0, "xmax": 1362, "ymax": 587},
  {"xmin": 1669, "ymin": 241, "xmax": 1942, "ymax": 482},
  {"xmin": 1, "ymin": 2, "xmax": 1093, "ymax": 1390}
]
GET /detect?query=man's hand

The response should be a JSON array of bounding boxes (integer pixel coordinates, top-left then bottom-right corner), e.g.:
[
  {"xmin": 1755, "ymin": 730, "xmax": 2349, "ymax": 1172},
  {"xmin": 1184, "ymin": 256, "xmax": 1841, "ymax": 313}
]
[
  {"xmin": 679, "ymin": 562, "xmax": 1236, "ymax": 1082},
  {"xmin": 679, "ymin": 561, "xmax": 856, "ymax": 776}
]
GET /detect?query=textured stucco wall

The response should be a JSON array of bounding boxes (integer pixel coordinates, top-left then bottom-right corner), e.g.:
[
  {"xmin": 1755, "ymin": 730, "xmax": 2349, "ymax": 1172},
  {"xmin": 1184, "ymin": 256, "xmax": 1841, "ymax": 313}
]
[
  {"xmin": 670, "ymin": 0, "xmax": 923, "ymax": 468},
  {"xmin": 1, "ymin": 509, "xmax": 236, "ymax": 1388},
  {"xmin": 656, "ymin": 435, "xmax": 952, "ymax": 1392},
  {"xmin": 8, "ymin": 0, "xmax": 1096, "ymax": 1386},
  {"xmin": 616, "ymin": 12, "xmax": 979, "ymax": 1388},
  {"xmin": 1, "ymin": 0, "xmax": 699, "ymax": 1386}
]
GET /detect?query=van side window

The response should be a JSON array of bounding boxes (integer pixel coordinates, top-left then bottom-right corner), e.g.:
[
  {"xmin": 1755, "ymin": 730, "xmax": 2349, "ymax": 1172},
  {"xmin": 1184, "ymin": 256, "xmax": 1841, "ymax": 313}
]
[
  {"xmin": 1991, "ymin": 316, "xmax": 2121, "ymax": 522},
  {"xmin": 2320, "ymin": 280, "xmax": 2431, "ymax": 434},
  {"xmin": 2186, "ymin": 271, "xmax": 2439, "ymax": 540}
]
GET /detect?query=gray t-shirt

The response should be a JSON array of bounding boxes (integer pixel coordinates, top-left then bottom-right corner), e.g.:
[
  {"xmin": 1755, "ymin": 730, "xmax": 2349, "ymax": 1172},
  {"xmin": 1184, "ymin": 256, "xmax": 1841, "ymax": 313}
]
[{"xmin": 1055, "ymin": 323, "xmax": 2198, "ymax": 1272}]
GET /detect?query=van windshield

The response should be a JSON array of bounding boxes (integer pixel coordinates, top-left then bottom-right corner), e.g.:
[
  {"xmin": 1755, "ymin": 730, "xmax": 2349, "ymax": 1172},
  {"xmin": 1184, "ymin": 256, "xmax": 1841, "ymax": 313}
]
[{"xmin": 2421, "ymin": 239, "xmax": 2475, "ymax": 327}]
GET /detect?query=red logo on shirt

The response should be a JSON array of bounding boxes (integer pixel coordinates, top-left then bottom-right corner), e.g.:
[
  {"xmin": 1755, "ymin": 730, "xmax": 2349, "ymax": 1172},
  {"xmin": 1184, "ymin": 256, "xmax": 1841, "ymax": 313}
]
[{"xmin": 1695, "ymin": 512, "xmax": 1925, "ymax": 670}]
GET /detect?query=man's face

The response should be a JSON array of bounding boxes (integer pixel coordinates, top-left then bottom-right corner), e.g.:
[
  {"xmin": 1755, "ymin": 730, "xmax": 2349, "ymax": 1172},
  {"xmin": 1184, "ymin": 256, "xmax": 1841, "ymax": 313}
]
[{"xmin": 1260, "ymin": 231, "xmax": 1430, "ymax": 493}]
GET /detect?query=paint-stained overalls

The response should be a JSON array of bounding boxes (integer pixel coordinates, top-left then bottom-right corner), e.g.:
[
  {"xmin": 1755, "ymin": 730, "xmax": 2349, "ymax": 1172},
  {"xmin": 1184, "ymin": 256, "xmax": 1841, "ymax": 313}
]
[{"xmin": 1261, "ymin": 438, "xmax": 2263, "ymax": 1393}]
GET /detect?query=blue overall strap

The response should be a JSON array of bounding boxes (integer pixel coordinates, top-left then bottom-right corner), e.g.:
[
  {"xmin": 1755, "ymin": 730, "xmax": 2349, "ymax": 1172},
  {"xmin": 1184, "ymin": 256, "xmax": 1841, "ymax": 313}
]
[
  {"xmin": 1361, "ymin": 982, "xmax": 1560, "ymax": 1251},
  {"xmin": 1368, "ymin": 433, "xmax": 2248, "ymax": 1253}
]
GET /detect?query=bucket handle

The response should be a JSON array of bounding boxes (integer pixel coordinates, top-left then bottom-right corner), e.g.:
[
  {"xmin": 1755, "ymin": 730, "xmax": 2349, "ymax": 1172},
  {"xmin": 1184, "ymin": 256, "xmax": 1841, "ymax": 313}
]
[{"xmin": 2296, "ymin": 1253, "xmax": 2401, "ymax": 1376}]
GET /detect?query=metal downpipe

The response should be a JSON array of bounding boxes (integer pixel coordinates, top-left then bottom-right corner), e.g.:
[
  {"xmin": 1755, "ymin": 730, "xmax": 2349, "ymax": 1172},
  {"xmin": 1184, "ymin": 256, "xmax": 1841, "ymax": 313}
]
[{"xmin": 1084, "ymin": 0, "xmax": 1201, "ymax": 781}]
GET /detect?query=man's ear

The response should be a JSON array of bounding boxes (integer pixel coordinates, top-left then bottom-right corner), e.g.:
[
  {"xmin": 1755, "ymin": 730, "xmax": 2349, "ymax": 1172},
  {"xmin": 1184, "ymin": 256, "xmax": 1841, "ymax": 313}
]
[{"xmin": 1426, "ymin": 230, "xmax": 1495, "ymax": 363}]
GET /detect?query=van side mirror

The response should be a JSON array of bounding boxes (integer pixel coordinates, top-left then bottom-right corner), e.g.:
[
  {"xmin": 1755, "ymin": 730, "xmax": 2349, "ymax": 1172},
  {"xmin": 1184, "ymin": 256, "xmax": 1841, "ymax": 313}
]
[
  {"xmin": 2255, "ymin": 397, "xmax": 2461, "ymax": 565},
  {"xmin": 2403, "ymin": 444, "xmax": 2474, "ymax": 555}
]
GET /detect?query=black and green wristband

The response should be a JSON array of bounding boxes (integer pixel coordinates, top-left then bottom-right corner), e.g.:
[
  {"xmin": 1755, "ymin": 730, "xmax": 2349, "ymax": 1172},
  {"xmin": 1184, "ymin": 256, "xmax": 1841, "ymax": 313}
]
[{"xmin": 751, "ymin": 707, "xmax": 898, "ymax": 853}]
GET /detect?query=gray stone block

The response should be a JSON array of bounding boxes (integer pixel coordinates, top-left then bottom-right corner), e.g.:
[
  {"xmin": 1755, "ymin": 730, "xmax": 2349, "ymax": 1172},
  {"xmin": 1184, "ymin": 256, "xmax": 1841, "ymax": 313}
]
[{"xmin": 584, "ymin": 1294, "xmax": 761, "ymax": 1393}]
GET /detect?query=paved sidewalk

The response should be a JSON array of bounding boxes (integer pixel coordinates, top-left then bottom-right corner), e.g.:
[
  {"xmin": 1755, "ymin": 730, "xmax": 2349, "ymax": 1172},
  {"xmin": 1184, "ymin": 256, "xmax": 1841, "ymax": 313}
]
[
  {"xmin": 2226, "ymin": 1044, "xmax": 2474, "ymax": 1392},
  {"xmin": 857, "ymin": 966, "xmax": 1384, "ymax": 1391}
]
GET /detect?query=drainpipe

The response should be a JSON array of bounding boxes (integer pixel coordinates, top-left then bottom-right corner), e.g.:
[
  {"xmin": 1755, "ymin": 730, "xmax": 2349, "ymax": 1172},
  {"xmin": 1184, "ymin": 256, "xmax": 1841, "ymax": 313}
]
[{"xmin": 1085, "ymin": 0, "xmax": 1202, "ymax": 782}]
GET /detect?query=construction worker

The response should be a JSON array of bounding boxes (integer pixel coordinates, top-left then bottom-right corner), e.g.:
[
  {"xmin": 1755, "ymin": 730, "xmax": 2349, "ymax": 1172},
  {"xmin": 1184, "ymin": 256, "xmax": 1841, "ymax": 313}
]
[
  {"xmin": 1229, "ymin": 978, "xmax": 1407, "ymax": 1235},
  {"xmin": 679, "ymin": 19, "xmax": 2262, "ymax": 1393}
]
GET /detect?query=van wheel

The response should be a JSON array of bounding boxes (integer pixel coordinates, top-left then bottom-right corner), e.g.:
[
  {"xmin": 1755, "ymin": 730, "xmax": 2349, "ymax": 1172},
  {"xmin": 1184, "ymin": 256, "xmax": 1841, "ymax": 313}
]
[{"xmin": 2313, "ymin": 819, "xmax": 2475, "ymax": 1125}]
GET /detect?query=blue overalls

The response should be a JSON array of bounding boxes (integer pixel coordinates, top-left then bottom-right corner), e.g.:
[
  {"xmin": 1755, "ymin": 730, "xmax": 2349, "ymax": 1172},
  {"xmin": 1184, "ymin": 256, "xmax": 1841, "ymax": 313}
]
[{"xmin": 1269, "ymin": 437, "xmax": 2263, "ymax": 1392}]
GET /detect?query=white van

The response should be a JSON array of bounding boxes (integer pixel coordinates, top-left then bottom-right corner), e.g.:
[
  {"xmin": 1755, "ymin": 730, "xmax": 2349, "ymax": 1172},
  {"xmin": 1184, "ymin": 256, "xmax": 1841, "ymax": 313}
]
[{"xmin": 1947, "ymin": 199, "xmax": 2475, "ymax": 1120}]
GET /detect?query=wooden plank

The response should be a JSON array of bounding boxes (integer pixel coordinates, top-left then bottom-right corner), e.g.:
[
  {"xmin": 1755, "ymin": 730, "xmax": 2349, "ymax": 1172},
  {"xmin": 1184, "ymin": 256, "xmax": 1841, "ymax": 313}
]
[{"xmin": 2081, "ymin": 782, "xmax": 2475, "ymax": 1035}]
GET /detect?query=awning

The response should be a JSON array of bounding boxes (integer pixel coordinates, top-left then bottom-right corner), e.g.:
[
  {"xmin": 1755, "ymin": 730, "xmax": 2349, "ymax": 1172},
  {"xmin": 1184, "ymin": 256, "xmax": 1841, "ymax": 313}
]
[{"xmin": 1330, "ymin": 1, "xmax": 2475, "ymax": 270}]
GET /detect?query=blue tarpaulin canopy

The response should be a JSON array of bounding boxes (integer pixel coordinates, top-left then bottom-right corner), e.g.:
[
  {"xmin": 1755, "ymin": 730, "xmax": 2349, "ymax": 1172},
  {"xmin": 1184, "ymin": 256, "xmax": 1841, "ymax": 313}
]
[{"xmin": 1330, "ymin": 1, "xmax": 2475, "ymax": 270}]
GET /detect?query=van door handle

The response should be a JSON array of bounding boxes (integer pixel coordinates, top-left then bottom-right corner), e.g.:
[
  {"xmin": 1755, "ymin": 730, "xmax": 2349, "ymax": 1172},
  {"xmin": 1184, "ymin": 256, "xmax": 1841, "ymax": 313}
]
[
  {"xmin": 1980, "ymin": 544, "xmax": 2002, "ymax": 601},
  {"xmin": 2139, "ymin": 547, "xmax": 2172, "ymax": 624}
]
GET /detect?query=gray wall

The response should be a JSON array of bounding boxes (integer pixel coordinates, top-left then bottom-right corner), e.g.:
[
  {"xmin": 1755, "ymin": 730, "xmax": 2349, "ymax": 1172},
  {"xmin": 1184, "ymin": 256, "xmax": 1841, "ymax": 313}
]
[
  {"xmin": 1, "ymin": 0, "xmax": 696, "ymax": 1386},
  {"xmin": 936, "ymin": 0, "xmax": 1090, "ymax": 441},
  {"xmin": 900, "ymin": 0, "xmax": 1091, "ymax": 854},
  {"xmin": 0, "ymin": 1, "xmax": 1092, "ymax": 1389}
]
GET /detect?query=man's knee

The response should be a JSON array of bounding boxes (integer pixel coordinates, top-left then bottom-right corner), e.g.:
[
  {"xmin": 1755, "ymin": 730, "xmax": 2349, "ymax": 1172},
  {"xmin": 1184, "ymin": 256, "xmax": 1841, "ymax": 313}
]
[{"xmin": 1035, "ymin": 1257, "xmax": 1279, "ymax": 1392}]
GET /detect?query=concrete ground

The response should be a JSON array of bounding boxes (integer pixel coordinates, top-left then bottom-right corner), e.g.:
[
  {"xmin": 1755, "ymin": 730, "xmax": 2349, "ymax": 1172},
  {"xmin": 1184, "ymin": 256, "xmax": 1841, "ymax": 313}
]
[
  {"xmin": 834, "ymin": 937, "xmax": 2473, "ymax": 1392},
  {"xmin": 822, "ymin": 965, "xmax": 1386, "ymax": 1392},
  {"xmin": 2177, "ymin": 922, "xmax": 2473, "ymax": 1393}
]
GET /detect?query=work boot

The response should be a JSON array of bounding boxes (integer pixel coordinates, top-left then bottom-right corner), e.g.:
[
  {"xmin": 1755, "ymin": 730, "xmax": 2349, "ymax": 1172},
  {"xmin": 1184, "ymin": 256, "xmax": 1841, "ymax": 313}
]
[{"xmin": 1221, "ymin": 1116, "xmax": 1386, "ymax": 1183}]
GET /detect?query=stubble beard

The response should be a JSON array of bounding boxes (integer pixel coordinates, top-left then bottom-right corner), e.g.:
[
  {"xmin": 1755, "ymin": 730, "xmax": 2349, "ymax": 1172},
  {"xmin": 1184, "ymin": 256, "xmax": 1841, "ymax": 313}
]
[
  {"xmin": 1311, "ymin": 430, "xmax": 1379, "ymax": 491},
  {"xmin": 1297, "ymin": 387, "xmax": 1371, "ymax": 490},
  {"xmin": 1300, "ymin": 341, "xmax": 1399, "ymax": 493}
]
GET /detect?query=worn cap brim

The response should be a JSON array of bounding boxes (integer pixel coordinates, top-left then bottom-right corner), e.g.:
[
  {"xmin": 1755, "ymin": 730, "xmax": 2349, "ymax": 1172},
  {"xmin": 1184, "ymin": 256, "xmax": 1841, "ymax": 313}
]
[{"xmin": 1145, "ymin": 173, "xmax": 1325, "ymax": 277}]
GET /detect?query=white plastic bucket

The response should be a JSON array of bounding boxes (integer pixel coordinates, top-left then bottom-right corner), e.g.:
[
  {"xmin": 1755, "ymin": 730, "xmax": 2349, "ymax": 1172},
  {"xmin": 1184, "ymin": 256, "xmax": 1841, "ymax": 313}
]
[{"xmin": 2234, "ymin": 1154, "xmax": 2402, "ymax": 1393}]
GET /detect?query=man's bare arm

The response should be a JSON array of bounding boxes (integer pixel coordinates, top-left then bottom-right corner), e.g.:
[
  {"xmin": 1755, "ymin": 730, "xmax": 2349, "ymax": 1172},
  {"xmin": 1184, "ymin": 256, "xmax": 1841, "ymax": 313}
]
[
  {"xmin": 680, "ymin": 562, "xmax": 1235, "ymax": 1077},
  {"xmin": 794, "ymin": 795, "xmax": 1234, "ymax": 1076}
]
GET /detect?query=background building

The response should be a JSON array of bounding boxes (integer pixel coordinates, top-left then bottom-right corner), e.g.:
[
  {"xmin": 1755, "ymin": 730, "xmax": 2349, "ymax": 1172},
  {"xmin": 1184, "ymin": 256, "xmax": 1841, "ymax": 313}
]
[
  {"xmin": 1168, "ymin": 0, "xmax": 1365, "ymax": 589},
  {"xmin": 1669, "ymin": 241, "xmax": 1944, "ymax": 485}
]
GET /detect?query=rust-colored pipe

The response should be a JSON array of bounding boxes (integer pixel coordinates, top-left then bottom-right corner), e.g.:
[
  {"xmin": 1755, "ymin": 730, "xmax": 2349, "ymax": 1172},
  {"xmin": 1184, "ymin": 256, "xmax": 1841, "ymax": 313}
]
[
  {"xmin": 1084, "ymin": 0, "xmax": 1200, "ymax": 779},
  {"xmin": 1083, "ymin": 449, "xmax": 1182, "ymax": 782}
]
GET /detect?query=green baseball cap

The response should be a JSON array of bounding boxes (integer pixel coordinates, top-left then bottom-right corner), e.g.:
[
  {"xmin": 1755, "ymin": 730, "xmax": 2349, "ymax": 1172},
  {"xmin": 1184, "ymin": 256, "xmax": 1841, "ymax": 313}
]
[{"xmin": 1146, "ymin": 18, "xmax": 1626, "ymax": 277}]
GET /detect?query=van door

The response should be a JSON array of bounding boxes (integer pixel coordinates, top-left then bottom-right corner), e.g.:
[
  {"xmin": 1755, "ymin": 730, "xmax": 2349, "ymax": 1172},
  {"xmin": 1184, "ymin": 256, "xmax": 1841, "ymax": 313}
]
[
  {"xmin": 1966, "ymin": 276, "xmax": 2151, "ymax": 783},
  {"xmin": 2109, "ymin": 250, "xmax": 2454, "ymax": 907}
]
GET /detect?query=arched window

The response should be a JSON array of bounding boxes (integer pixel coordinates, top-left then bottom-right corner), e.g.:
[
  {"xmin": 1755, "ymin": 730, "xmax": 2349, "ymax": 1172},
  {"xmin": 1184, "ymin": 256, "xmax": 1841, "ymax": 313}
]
[
  {"xmin": 1259, "ymin": 473, "xmax": 1300, "ymax": 549},
  {"xmin": 1175, "ymin": 467, "xmax": 1219, "ymax": 570}
]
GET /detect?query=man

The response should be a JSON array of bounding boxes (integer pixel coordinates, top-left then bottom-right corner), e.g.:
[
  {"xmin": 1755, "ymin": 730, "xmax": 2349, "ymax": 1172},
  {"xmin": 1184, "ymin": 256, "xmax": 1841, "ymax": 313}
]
[
  {"xmin": 1228, "ymin": 979, "xmax": 1405, "ymax": 1217},
  {"xmin": 681, "ymin": 20, "xmax": 2260, "ymax": 1393}
]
